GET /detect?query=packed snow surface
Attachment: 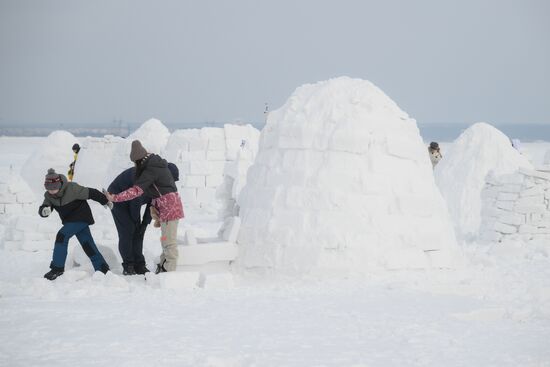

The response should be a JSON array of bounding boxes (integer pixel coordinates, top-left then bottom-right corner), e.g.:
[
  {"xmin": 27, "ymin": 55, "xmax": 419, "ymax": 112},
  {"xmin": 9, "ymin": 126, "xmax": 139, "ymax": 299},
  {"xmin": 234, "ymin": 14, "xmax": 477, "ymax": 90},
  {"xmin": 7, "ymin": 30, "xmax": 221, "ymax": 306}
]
[
  {"xmin": 435, "ymin": 122, "xmax": 533, "ymax": 239},
  {"xmin": 237, "ymin": 77, "xmax": 458, "ymax": 275},
  {"xmin": 1, "ymin": 118, "xmax": 550, "ymax": 365}
]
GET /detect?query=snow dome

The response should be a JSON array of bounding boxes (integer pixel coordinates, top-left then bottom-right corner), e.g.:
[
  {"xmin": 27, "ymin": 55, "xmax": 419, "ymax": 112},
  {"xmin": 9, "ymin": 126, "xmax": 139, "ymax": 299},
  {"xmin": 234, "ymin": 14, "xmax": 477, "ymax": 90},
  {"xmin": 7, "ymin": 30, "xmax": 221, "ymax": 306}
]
[
  {"xmin": 103, "ymin": 118, "xmax": 171, "ymax": 187},
  {"xmin": 21, "ymin": 130, "xmax": 80, "ymax": 195},
  {"xmin": 434, "ymin": 122, "xmax": 533, "ymax": 240},
  {"xmin": 236, "ymin": 77, "xmax": 458, "ymax": 275}
]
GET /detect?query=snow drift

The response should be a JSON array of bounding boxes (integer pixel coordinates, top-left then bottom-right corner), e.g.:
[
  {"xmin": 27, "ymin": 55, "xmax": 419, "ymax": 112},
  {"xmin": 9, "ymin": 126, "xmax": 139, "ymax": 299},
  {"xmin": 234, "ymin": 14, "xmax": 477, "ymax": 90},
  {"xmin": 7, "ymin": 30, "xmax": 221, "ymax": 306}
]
[
  {"xmin": 236, "ymin": 77, "xmax": 458, "ymax": 275},
  {"xmin": 434, "ymin": 122, "xmax": 533, "ymax": 240}
]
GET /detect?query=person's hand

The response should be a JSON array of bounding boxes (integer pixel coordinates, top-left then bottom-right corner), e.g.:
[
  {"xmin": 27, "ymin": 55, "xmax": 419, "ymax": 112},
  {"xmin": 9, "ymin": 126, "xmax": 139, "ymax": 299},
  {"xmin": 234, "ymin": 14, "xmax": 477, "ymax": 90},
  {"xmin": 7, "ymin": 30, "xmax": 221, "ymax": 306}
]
[
  {"xmin": 104, "ymin": 201, "xmax": 114, "ymax": 210},
  {"xmin": 41, "ymin": 207, "xmax": 51, "ymax": 217},
  {"xmin": 102, "ymin": 189, "xmax": 115, "ymax": 202}
]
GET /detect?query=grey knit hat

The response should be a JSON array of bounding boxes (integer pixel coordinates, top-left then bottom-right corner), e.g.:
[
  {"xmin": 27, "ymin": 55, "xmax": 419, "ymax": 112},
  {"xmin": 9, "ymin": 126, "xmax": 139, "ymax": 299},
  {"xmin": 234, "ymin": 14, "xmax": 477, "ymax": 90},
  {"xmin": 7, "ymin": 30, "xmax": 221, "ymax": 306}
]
[
  {"xmin": 44, "ymin": 168, "xmax": 63, "ymax": 190},
  {"xmin": 130, "ymin": 140, "xmax": 148, "ymax": 162}
]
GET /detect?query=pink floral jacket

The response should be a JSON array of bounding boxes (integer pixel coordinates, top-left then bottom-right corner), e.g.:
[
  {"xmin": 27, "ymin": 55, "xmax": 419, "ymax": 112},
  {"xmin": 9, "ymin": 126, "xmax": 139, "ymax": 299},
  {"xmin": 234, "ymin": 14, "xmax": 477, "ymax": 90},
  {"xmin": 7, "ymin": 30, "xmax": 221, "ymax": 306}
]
[{"xmin": 111, "ymin": 186, "xmax": 184, "ymax": 222}]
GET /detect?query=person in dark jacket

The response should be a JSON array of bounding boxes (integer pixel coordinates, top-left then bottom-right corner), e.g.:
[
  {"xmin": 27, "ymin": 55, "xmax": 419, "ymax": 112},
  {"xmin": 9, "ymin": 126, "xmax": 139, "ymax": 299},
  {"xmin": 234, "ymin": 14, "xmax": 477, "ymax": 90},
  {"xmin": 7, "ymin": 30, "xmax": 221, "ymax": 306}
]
[
  {"xmin": 39, "ymin": 168, "xmax": 112, "ymax": 280},
  {"xmin": 108, "ymin": 162, "xmax": 179, "ymax": 275},
  {"xmin": 106, "ymin": 140, "xmax": 184, "ymax": 274}
]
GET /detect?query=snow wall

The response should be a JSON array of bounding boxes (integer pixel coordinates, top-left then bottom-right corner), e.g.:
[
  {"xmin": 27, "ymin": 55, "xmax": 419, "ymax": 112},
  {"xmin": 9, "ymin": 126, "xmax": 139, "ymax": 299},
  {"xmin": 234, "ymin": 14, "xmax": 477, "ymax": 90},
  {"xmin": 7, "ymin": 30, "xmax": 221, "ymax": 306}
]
[
  {"xmin": 434, "ymin": 122, "xmax": 533, "ymax": 240},
  {"xmin": 236, "ymin": 77, "xmax": 458, "ymax": 276},
  {"xmin": 21, "ymin": 130, "xmax": 80, "ymax": 195},
  {"xmin": 17, "ymin": 118, "xmax": 260, "ymax": 222},
  {"xmin": 480, "ymin": 167, "xmax": 550, "ymax": 245}
]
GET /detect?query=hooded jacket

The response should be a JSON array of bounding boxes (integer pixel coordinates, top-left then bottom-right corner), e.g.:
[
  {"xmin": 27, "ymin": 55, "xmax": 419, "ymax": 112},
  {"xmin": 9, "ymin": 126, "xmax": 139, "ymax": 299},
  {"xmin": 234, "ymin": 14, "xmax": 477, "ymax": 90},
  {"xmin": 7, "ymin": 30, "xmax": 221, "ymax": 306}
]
[
  {"xmin": 38, "ymin": 174, "xmax": 108, "ymax": 225},
  {"xmin": 134, "ymin": 154, "xmax": 177, "ymax": 197},
  {"xmin": 111, "ymin": 155, "xmax": 184, "ymax": 222},
  {"xmin": 108, "ymin": 163, "xmax": 179, "ymax": 225}
]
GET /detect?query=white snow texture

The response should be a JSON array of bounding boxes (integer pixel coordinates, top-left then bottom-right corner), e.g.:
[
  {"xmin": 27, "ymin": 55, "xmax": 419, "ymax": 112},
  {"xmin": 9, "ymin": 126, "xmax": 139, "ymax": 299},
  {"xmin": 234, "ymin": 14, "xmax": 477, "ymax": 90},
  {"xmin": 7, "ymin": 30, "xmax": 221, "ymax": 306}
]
[
  {"xmin": 237, "ymin": 77, "xmax": 458, "ymax": 275},
  {"xmin": 435, "ymin": 122, "xmax": 533, "ymax": 239}
]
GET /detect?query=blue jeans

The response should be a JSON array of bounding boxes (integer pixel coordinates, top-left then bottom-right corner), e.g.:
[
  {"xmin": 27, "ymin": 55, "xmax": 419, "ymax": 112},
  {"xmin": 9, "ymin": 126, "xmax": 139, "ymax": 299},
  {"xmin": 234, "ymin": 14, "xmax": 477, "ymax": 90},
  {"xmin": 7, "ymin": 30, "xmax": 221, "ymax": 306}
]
[{"xmin": 50, "ymin": 222, "xmax": 108, "ymax": 272}]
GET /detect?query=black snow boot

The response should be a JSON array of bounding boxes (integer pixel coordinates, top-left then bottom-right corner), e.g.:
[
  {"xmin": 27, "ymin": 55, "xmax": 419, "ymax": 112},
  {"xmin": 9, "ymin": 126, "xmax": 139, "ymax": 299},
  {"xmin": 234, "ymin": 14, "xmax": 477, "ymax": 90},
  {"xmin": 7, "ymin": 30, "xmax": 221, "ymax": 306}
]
[
  {"xmin": 134, "ymin": 263, "xmax": 150, "ymax": 275},
  {"xmin": 154, "ymin": 261, "xmax": 167, "ymax": 274},
  {"xmin": 44, "ymin": 267, "xmax": 64, "ymax": 281},
  {"xmin": 122, "ymin": 264, "xmax": 137, "ymax": 276},
  {"xmin": 99, "ymin": 263, "xmax": 110, "ymax": 274}
]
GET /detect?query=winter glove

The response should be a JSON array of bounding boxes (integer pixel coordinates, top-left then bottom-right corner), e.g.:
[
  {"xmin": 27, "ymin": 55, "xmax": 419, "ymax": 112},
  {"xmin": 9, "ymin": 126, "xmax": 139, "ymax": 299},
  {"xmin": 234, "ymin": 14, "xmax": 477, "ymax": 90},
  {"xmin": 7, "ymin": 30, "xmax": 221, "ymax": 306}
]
[
  {"xmin": 41, "ymin": 206, "xmax": 52, "ymax": 217},
  {"xmin": 104, "ymin": 201, "xmax": 114, "ymax": 210}
]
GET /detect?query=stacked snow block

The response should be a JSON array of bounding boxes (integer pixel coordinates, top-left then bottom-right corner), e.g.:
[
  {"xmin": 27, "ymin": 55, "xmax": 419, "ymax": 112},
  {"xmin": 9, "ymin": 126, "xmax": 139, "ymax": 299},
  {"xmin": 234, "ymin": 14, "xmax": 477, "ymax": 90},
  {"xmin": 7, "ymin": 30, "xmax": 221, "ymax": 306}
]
[
  {"xmin": 0, "ymin": 168, "xmax": 36, "ymax": 224},
  {"xmin": 2, "ymin": 215, "xmax": 58, "ymax": 251},
  {"xmin": 175, "ymin": 216, "xmax": 241, "ymax": 273},
  {"xmin": 163, "ymin": 124, "xmax": 259, "ymax": 217},
  {"xmin": 480, "ymin": 167, "xmax": 550, "ymax": 244},
  {"xmin": 237, "ymin": 77, "xmax": 459, "ymax": 275}
]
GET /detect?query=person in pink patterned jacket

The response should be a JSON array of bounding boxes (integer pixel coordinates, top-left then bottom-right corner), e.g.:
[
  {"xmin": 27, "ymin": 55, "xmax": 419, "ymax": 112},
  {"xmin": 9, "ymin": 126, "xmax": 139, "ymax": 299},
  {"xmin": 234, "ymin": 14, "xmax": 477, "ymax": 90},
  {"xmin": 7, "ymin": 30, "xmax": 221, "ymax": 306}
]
[{"xmin": 106, "ymin": 140, "xmax": 184, "ymax": 273}]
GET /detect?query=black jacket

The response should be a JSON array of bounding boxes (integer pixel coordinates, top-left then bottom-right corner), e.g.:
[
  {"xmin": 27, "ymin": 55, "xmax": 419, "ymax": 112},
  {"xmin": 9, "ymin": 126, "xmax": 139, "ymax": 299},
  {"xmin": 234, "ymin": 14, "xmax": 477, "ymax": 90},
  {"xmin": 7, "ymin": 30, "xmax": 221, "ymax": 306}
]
[
  {"xmin": 109, "ymin": 163, "xmax": 179, "ymax": 225},
  {"xmin": 39, "ymin": 175, "xmax": 108, "ymax": 225},
  {"xmin": 134, "ymin": 154, "xmax": 178, "ymax": 198}
]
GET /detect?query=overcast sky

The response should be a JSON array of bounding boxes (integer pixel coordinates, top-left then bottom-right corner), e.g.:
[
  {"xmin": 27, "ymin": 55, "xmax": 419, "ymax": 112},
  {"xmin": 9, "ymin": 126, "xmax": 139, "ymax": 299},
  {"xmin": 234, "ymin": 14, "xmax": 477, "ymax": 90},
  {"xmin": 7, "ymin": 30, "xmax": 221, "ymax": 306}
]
[{"xmin": 1, "ymin": 0, "xmax": 549, "ymax": 126}]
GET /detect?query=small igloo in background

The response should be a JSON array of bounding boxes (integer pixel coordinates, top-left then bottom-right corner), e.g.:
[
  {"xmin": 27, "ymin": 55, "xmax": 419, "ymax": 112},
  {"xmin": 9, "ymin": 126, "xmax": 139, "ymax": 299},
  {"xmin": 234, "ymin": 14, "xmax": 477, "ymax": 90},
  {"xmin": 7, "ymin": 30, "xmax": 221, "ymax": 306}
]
[
  {"xmin": 236, "ymin": 77, "xmax": 458, "ymax": 276},
  {"xmin": 434, "ymin": 122, "xmax": 533, "ymax": 240}
]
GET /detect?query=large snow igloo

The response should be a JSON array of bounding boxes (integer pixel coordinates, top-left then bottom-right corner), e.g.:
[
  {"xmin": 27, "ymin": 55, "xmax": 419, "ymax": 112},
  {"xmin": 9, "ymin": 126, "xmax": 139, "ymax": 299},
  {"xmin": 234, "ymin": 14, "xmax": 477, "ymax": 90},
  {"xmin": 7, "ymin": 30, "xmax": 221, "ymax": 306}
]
[{"xmin": 236, "ymin": 77, "xmax": 458, "ymax": 275}]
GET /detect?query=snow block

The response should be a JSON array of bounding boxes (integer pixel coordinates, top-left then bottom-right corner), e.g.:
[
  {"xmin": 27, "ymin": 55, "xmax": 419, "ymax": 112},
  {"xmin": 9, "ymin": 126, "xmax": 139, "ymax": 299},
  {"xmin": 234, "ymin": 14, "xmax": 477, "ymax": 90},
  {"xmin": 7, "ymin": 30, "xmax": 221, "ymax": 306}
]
[
  {"xmin": 207, "ymin": 137, "xmax": 226, "ymax": 151},
  {"xmin": 4, "ymin": 204, "xmax": 23, "ymax": 215},
  {"xmin": 183, "ymin": 229, "xmax": 198, "ymax": 246},
  {"xmin": 177, "ymin": 242, "xmax": 238, "ymax": 266},
  {"xmin": 0, "ymin": 192, "xmax": 16, "ymax": 204},
  {"xmin": 198, "ymin": 273, "xmax": 235, "ymax": 290},
  {"xmin": 208, "ymin": 160, "xmax": 226, "ymax": 176},
  {"xmin": 514, "ymin": 204, "xmax": 546, "ymax": 215},
  {"xmin": 521, "ymin": 186, "xmax": 544, "ymax": 197},
  {"xmin": 206, "ymin": 150, "xmax": 226, "ymax": 161},
  {"xmin": 221, "ymin": 216, "xmax": 241, "ymax": 243},
  {"xmin": 516, "ymin": 196, "xmax": 544, "ymax": 207},
  {"xmin": 206, "ymin": 175, "xmax": 224, "ymax": 188},
  {"xmin": 185, "ymin": 175, "xmax": 206, "ymax": 188},
  {"xmin": 196, "ymin": 188, "xmax": 216, "ymax": 203},
  {"xmin": 158, "ymin": 272, "xmax": 200, "ymax": 290},
  {"xmin": 519, "ymin": 167, "xmax": 550, "ymax": 181},
  {"xmin": 497, "ymin": 192, "xmax": 519, "ymax": 201},
  {"xmin": 190, "ymin": 160, "xmax": 210, "ymax": 175},
  {"xmin": 498, "ymin": 212, "xmax": 525, "ymax": 226},
  {"xmin": 494, "ymin": 222, "xmax": 517, "ymax": 234},
  {"xmin": 496, "ymin": 201, "xmax": 514, "ymax": 211},
  {"xmin": 180, "ymin": 150, "xmax": 206, "ymax": 162}
]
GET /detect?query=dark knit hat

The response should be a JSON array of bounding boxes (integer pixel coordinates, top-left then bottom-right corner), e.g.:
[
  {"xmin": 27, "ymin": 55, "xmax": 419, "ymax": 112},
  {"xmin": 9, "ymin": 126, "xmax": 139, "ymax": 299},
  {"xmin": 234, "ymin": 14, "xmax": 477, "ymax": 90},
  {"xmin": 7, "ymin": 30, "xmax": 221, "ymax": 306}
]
[
  {"xmin": 130, "ymin": 140, "xmax": 148, "ymax": 162},
  {"xmin": 44, "ymin": 168, "xmax": 63, "ymax": 190},
  {"xmin": 429, "ymin": 142, "xmax": 439, "ymax": 150}
]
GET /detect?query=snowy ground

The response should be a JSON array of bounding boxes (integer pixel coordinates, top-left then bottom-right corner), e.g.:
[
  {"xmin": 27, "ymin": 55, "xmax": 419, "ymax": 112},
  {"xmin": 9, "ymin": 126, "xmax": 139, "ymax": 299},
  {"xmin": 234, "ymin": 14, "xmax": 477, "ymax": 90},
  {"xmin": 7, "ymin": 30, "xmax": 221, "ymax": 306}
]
[{"xmin": 1, "ymin": 137, "xmax": 550, "ymax": 367}]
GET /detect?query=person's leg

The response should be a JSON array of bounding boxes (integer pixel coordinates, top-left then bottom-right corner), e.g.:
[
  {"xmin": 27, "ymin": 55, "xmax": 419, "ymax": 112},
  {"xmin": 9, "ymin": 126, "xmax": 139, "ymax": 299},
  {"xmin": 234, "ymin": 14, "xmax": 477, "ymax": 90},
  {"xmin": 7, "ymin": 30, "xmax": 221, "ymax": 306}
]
[
  {"xmin": 75, "ymin": 226, "xmax": 109, "ymax": 273},
  {"xmin": 159, "ymin": 220, "xmax": 179, "ymax": 272},
  {"xmin": 50, "ymin": 222, "xmax": 87, "ymax": 271},
  {"xmin": 112, "ymin": 208, "xmax": 137, "ymax": 272},
  {"xmin": 133, "ymin": 224, "xmax": 149, "ymax": 274}
]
